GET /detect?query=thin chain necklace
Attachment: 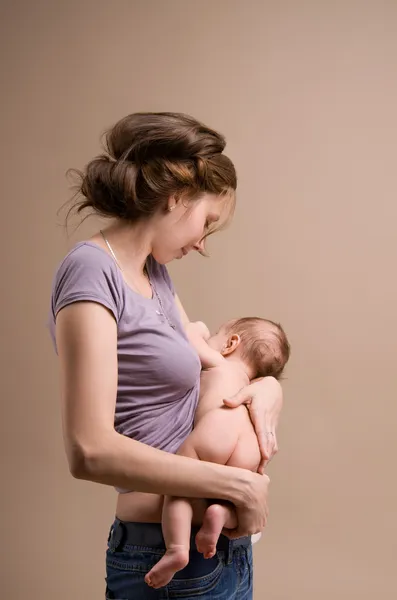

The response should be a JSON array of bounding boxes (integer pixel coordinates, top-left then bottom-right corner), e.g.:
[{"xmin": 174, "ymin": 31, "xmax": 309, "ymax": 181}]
[
  {"xmin": 100, "ymin": 229, "xmax": 123, "ymax": 272},
  {"xmin": 99, "ymin": 229, "xmax": 175, "ymax": 329}
]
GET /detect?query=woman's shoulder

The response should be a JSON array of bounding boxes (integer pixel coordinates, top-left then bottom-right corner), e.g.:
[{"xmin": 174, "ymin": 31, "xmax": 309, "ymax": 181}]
[
  {"xmin": 56, "ymin": 240, "xmax": 117, "ymax": 273},
  {"xmin": 51, "ymin": 241, "xmax": 124, "ymax": 321}
]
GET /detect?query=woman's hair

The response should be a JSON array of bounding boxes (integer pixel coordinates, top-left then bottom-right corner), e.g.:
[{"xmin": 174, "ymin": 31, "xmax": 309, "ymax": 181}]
[{"xmin": 67, "ymin": 112, "xmax": 237, "ymax": 232}]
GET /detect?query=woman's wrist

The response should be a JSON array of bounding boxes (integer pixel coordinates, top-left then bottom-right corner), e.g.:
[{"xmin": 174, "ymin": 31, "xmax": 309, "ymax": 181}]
[
  {"xmin": 208, "ymin": 462, "xmax": 253, "ymax": 506},
  {"xmin": 150, "ymin": 450, "xmax": 252, "ymax": 507},
  {"xmin": 173, "ymin": 456, "xmax": 249, "ymax": 505}
]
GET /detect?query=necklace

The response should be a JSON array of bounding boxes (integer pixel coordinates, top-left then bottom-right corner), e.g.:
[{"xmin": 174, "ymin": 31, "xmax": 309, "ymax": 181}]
[
  {"xmin": 99, "ymin": 230, "xmax": 176, "ymax": 329},
  {"xmin": 100, "ymin": 229, "xmax": 123, "ymax": 272}
]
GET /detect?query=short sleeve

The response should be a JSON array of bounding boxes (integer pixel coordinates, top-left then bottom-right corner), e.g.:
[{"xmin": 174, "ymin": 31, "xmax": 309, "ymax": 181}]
[{"xmin": 51, "ymin": 243, "xmax": 123, "ymax": 322}]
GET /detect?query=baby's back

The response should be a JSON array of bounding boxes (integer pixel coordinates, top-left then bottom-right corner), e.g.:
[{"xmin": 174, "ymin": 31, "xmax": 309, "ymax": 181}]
[
  {"xmin": 195, "ymin": 362, "xmax": 248, "ymax": 422},
  {"xmin": 181, "ymin": 362, "xmax": 261, "ymax": 473}
]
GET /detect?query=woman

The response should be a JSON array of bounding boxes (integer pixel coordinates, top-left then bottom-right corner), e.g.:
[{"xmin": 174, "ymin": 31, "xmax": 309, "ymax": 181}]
[{"xmin": 49, "ymin": 112, "xmax": 283, "ymax": 599}]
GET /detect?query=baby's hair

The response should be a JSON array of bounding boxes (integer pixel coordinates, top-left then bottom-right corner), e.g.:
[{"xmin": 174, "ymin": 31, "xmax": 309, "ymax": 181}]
[{"xmin": 225, "ymin": 317, "xmax": 290, "ymax": 379}]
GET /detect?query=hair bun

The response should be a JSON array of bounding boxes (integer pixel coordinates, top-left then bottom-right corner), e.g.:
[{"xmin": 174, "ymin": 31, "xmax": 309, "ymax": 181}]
[
  {"xmin": 79, "ymin": 155, "xmax": 138, "ymax": 219},
  {"xmin": 106, "ymin": 112, "xmax": 226, "ymax": 165}
]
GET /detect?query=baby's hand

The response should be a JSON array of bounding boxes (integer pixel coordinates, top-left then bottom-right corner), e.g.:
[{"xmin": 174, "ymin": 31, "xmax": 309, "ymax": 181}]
[
  {"xmin": 186, "ymin": 321, "xmax": 222, "ymax": 369},
  {"xmin": 187, "ymin": 321, "xmax": 211, "ymax": 340}
]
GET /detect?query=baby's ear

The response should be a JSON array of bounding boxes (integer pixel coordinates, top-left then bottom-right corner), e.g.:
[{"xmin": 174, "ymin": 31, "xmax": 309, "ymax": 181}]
[{"xmin": 222, "ymin": 334, "xmax": 241, "ymax": 356}]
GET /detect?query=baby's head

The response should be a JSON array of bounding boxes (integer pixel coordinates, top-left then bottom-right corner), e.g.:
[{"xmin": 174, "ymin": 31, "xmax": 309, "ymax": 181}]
[{"xmin": 208, "ymin": 317, "xmax": 290, "ymax": 380}]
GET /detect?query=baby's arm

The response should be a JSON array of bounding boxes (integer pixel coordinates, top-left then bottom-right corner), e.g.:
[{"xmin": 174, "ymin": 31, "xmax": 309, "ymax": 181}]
[{"xmin": 186, "ymin": 321, "xmax": 224, "ymax": 369}]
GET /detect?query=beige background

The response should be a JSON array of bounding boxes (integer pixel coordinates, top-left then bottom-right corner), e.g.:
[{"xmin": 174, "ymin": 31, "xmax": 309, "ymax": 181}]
[{"xmin": 1, "ymin": 1, "xmax": 396, "ymax": 598}]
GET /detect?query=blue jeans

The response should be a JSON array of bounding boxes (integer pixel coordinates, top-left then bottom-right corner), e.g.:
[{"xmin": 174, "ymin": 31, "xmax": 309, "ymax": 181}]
[{"xmin": 105, "ymin": 519, "xmax": 253, "ymax": 599}]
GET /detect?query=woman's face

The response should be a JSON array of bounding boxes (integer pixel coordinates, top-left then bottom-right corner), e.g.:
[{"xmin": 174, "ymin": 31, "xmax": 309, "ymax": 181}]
[{"xmin": 152, "ymin": 192, "xmax": 234, "ymax": 264}]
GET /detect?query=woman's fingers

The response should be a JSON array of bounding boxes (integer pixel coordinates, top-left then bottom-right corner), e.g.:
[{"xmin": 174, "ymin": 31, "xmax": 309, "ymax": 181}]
[
  {"xmin": 223, "ymin": 388, "xmax": 251, "ymax": 408},
  {"xmin": 227, "ymin": 472, "xmax": 270, "ymax": 538}
]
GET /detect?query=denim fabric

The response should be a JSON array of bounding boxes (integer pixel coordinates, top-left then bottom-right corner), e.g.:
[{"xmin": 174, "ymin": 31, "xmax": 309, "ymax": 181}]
[{"xmin": 105, "ymin": 520, "xmax": 253, "ymax": 599}]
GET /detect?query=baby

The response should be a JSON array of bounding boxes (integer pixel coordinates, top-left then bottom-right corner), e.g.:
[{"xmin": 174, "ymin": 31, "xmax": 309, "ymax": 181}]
[{"xmin": 145, "ymin": 316, "xmax": 290, "ymax": 589}]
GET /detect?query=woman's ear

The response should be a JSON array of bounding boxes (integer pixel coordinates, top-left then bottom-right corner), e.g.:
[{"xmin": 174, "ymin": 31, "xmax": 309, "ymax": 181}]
[
  {"xmin": 167, "ymin": 201, "xmax": 176, "ymax": 212},
  {"xmin": 221, "ymin": 334, "xmax": 241, "ymax": 356}
]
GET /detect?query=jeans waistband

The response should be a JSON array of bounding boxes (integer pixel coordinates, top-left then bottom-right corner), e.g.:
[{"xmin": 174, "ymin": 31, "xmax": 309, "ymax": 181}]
[{"xmin": 108, "ymin": 519, "xmax": 251, "ymax": 556}]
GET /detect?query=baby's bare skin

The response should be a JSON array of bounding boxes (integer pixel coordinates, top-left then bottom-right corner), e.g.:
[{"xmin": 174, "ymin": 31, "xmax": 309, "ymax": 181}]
[
  {"xmin": 121, "ymin": 317, "xmax": 285, "ymax": 588},
  {"xmin": 145, "ymin": 362, "xmax": 261, "ymax": 589},
  {"xmin": 183, "ymin": 367, "xmax": 261, "ymax": 472},
  {"xmin": 116, "ymin": 365, "xmax": 259, "ymax": 525}
]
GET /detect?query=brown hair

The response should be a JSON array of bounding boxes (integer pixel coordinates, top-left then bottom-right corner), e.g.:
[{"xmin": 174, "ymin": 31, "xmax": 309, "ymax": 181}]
[
  {"xmin": 67, "ymin": 112, "xmax": 237, "ymax": 231},
  {"xmin": 226, "ymin": 317, "xmax": 291, "ymax": 380}
]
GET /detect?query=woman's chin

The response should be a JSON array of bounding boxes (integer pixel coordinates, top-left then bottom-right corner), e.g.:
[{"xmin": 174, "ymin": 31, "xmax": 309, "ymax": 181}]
[{"xmin": 153, "ymin": 248, "xmax": 185, "ymax": 263}]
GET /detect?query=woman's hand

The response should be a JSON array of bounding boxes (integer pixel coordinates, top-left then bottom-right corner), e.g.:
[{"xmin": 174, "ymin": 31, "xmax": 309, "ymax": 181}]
[
  {"xmin": 223, "ymin": 376, "xmax": 283, "ymax": 474},
  {"xmin": 222, "ymin": 471, "xmax": 270, "ymax": 539}
]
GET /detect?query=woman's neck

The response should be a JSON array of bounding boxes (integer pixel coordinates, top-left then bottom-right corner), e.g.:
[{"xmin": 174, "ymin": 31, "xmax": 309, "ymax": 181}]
[{"xmin": 94, "ymin": 219, "xmax": 155, "ymax": 275}]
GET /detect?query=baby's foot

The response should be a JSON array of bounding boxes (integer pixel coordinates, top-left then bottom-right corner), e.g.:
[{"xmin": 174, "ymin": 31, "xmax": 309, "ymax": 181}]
[
  {"xmin": 195, "ymin": 504, "xmax": 226, "ymax": 559},
  {"xmin": 145, "ymin": 546, "xmax": 189, "ymax": 589}
]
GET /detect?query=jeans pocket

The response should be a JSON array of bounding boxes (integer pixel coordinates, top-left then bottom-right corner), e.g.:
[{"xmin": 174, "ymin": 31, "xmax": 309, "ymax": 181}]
[
  {"xmin": 106, "ymin": 546, "xmax": 226, "ymax": 599},
  {"xmin": 166, "ymin": 552, "xmax": 225, "ymax": 598},
  {"xmin": 106, "ymin": 547, "xmax": 167, "ymax": 599}
]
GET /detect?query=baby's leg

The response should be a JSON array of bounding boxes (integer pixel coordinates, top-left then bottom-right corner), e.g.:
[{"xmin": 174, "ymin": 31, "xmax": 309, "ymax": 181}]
[
  {"xmin": 195, "ymin": 500, "xmax": 236, "ymax": 558},
  {"xmin": 180, "ymin": 407, "xmax": 257, "ymax": 556},
  {"xmin": 197, "ymin": 423, "xmax": 262, "ymax": 553},
  {"xmin": 145, "ymin": 495, "xmax": 193, "ymax": 588}
]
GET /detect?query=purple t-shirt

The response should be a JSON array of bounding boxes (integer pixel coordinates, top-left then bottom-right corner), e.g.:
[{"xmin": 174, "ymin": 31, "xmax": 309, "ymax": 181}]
[{"xmin": 48, "ymin": 242, "xmax": 201, "ymax": 491}]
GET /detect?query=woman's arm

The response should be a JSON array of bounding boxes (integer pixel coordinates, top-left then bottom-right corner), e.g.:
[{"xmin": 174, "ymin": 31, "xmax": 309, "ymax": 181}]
[{"xmin": 56, "ymin": 300, "xmax": 269, "ymax": 536}]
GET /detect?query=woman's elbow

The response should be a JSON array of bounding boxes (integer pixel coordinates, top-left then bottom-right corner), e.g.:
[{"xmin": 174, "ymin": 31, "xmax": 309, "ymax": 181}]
[{"xmin": 66, "ymin": 438, "xmax": 107, "ymax": 480}]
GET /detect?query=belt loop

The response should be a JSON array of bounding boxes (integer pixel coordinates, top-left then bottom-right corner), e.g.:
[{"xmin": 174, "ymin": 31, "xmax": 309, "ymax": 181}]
[
  {"xmin": 108, "ymin": 519, "xmax": 124, "ymax": 553},
  {"xmin": 226, "ymin": 539, "xmax": 233, "ymax": 565}
]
